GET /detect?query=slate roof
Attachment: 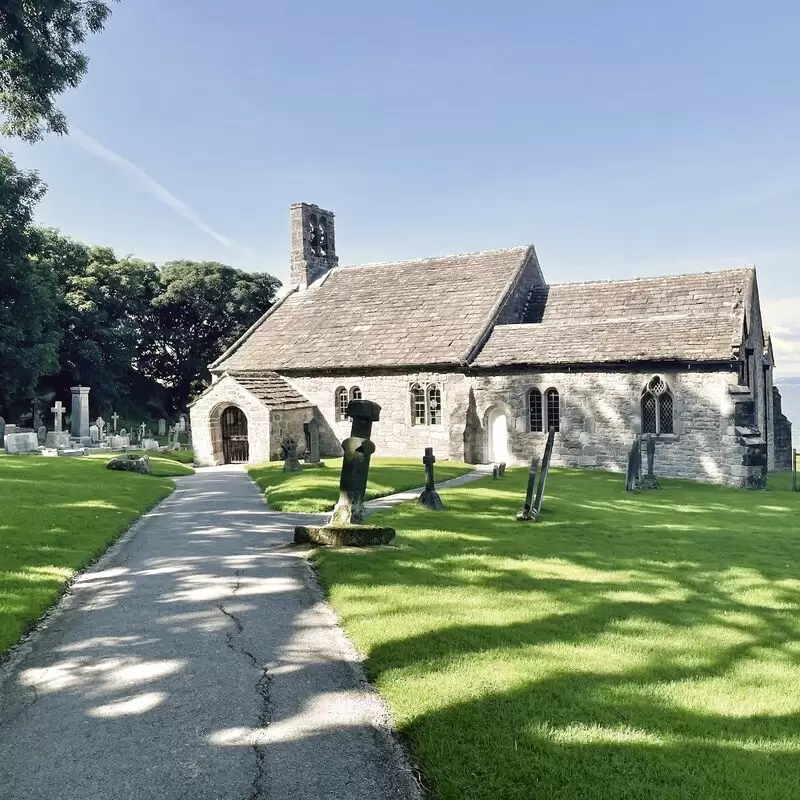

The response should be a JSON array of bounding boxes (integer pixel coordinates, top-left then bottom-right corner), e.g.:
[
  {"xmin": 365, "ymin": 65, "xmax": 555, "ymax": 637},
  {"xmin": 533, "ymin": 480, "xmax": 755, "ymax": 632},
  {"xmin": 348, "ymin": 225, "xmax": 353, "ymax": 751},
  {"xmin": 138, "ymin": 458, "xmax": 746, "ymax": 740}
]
[
  {"xmin": 227, "ymin": 371, "xmax": 313, "ymax": 409},
  {"xmin": 214, "ymin": 247, "xmax": 532, "ymax": 371},
  {"xmin": 473, "ymin": 268, "xmax": 752, "ymax": 367}
]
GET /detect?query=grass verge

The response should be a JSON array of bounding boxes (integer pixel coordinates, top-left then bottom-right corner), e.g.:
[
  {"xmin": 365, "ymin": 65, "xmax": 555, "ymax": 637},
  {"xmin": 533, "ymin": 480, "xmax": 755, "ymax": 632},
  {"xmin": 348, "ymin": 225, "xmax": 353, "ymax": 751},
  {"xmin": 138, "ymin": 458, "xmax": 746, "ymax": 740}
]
[
  {"xmin": 247, "ymin": 457, "xmax": 473, "ymax": 512},
  {"xmin": 312, "ymin": 467, "xmax": 800, "ymax": 800},
  {"xmin": 86, "ymin": 451, "xmax": 195, "ymax": 477},
  {"xmin": 0, "ymin": 455, "xmax": 175, "ymax": 656}
]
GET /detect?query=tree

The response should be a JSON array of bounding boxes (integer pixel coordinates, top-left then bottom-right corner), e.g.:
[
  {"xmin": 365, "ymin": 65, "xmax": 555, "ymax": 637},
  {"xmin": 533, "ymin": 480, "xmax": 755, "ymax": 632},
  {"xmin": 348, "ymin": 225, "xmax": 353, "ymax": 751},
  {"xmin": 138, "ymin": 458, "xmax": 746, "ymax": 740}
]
[
  {"xmin": 0, "ymin": 152, "xmax": 59, "ymax": 414},
  {"xmin": 31, "ymin": 227, "xmax": 160, "ymax": 412},
  {"xmin": 0, "ymin": 0, "xmax": 114, "ymax": 141},
  {"xmin": 141, "ymin": 262, "xmax": 281, "ymax": 411}
]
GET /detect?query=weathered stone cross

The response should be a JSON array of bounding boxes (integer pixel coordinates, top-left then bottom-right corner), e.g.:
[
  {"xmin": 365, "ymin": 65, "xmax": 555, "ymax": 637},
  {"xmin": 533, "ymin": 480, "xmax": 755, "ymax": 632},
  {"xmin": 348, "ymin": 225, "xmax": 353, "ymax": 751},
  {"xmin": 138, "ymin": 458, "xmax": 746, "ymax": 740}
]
[
  {"xmin": 139, "ymin": 422, "xmax": 147, "ymax": 439},
  {"xmin": 111, "ymin": 412, "xmax": 119, "ymax": 432},
  {"xmin": 51, "ymin": 401, "xmax": 66, "ymax": 433},
  {"xmin": 96, "ymin": 417, "xmax": 106, "ymax": 439}
]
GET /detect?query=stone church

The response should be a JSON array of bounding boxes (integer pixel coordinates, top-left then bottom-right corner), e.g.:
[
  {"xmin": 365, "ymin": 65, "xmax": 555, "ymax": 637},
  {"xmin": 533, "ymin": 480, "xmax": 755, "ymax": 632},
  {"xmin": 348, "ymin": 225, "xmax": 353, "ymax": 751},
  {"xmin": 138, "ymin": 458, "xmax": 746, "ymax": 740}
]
[{"xmin": 190, "ymin": 202, "xmax": 792, "ymax": 487}]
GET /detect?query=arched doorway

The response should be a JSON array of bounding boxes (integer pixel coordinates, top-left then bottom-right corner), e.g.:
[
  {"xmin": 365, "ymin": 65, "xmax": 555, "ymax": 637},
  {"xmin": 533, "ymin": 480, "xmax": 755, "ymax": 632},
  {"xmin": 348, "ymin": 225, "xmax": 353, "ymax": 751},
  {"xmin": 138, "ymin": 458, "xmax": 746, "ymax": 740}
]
[
  {"xmin": 221, "ymin": 406, "xmax": 249, "ymax": 464},
  {"xmin": 487, "ymin": 407, "xmax": 509, "ymax": 463}
]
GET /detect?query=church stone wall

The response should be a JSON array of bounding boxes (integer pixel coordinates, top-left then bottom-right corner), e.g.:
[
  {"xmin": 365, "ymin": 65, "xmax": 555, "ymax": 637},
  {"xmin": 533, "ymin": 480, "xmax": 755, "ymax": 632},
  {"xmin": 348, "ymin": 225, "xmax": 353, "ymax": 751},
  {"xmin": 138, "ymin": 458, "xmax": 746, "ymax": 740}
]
[
  {"xmin": 269, "ymin": 407, "xmax": 315, "ymax": 461},
  {"xmin": 189, "ymin": 375, "xmax": 271, "ymax": 466}
]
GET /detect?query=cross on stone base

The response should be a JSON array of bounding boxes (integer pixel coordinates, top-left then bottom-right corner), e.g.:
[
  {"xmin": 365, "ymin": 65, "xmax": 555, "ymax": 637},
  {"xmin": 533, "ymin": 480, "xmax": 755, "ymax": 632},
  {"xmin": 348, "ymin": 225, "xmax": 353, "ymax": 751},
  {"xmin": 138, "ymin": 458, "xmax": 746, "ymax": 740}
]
[
  {"xmin": 111, "ymin": 412, "xmax": 119, "ymax": 433},
  {"xmin": 51, "ymin": 401, "xmax": 65, "ymax": 433},
  {"xmin": 418, "ymin": 447, "xmax": 445, "ymax": 510}
]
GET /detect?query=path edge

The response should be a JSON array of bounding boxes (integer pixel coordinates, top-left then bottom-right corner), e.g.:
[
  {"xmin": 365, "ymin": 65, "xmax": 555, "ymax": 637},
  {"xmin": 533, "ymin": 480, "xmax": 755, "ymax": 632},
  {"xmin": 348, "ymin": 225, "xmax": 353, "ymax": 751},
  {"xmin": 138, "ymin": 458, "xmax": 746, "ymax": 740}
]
[{"xmin": 0, "ymin": 477, "xmax": 188, "ymax": 690}]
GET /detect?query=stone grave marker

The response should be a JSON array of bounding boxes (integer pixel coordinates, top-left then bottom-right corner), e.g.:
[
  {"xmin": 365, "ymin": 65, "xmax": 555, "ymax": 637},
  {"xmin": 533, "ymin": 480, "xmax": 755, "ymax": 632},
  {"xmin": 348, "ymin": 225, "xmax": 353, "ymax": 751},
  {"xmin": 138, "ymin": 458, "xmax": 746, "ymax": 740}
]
[
  {"xmin": 89, "ymin": 424, "xmax": 100, "ymax": 443},
  {"xmin": 625, "ymin": 438, "xmax": 642, "ymax": 492},
  {"xmin": 295, "ymin": 399, "xmax": 395, "ymax": 546},
  {"xmin": 0, "ymin": 417, "xmax": 5, "ymax": 448},
  {"xmin": 178, "ymin": 414, "xmax": 188, "ymax": 432},
  {"xmin": 51, "ymin": 401, "xmax": 66, "ymax": 432},
  {"xmin": 70, "ymin": 386, "xmax": 91, "ymax": 438},
  {"xmin": 142, "ymin": 438, "xmax": 159, "ymax": 451},
  {"xmin": 640, "ymin": 435, "xmax": 659, "ymax": 489},
  {"xmin": 139, "ymin": 422, "xmax": 147, "ymax": 441},
  {"xmin": 158, "ymin": 418, "xmax": 166, "ymax": 436},
  {"xmin": 418, "ymin": 447, "xmax": 445, "ymax": 510},
  {"xmin": 492, "ymin": 465, "xmax": 500, "ymax": 480},
  {"xmin": 532, "ymin": 426, "xmax": 556, "ymax": 521},
  {"xmin": 111, "ymin": 412, "xmax": 119, "ymax": 433},
  {"xmin": 281, "ymin": 435, "xmax": 302, "ymax": 472},
  {"xmin": 303, "ymin": 418, "xmax": 321, "ymax": 465},
  {"xmin": 31, "ymin": 397, "xmax": 44, "ymax": 431},
  {"xmin": 37, "ymin": 425, "xmax": 47, "ymax": 445},
  {"xmin": 793, "ymin": 448, "xmax": 797, "ymax": 492},
  {"xmin": 516, "ymin": 456, "xmax": 541, "ymax": 521},
  {"xmin": 96, "ymin": 417, "xmax": 106, "ymax": 441},
  {"xmin": 5, "ymin": 432, "xmax": 40, "ymax": 453},
  {"xmin": 119, "ymin": 428, "xmax": 127, "ymax": 436},
  {"xmin": 498, "ymin": 462, "xmax": 506, "ymax": 477}
]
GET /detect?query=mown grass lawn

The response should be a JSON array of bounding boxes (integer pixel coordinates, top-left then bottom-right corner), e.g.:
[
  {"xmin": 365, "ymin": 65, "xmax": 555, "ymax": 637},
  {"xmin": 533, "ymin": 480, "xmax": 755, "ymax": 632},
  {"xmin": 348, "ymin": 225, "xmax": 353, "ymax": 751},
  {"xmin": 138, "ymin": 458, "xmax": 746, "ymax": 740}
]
[
  {"xmin": 312, "ymin": 467, "xmax": 800, "ymax": 800},
  {"xmin": 248, "ymin": 457, "xmax": 472, "ymax": 512},
  {"xmin": 0, "ymin": 455, "xmax": 176, "ymax": 656},
  {"xmin": 86, "ymin": 450, "xmax": 195, "ymax": 477}
]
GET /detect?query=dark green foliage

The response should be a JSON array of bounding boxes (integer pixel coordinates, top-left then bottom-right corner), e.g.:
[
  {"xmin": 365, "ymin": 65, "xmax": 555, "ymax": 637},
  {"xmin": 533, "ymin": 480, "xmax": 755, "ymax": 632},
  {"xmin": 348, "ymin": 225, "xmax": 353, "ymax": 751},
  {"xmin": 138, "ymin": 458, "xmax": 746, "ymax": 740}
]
[
  {"xmin": 0, "ymin": 0, "xmax": 115, "ymax": 141},
  {"xmin": 140, "ymin": 261, "xmax": 280, "ymax": 411},
  {"xmin": 0, "ymin": 152, "xmax": 59, "ymax": 411}
]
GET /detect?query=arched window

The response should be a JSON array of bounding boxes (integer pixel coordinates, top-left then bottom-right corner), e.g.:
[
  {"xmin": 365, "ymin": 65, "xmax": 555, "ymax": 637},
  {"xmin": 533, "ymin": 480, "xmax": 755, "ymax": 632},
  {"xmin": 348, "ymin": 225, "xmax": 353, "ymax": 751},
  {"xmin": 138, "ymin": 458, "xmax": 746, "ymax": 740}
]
[
  {"xmin": 309, "ymin": 213, "xmax": 320, "ymax": 256},
  {"xmin": 319, "ymin": 216, "xmax": 328, "ymax": 256},
  {"xmin": 350, "ymin": 386, "xmax": 362, "ymax": 401},
  {"xmin": 545, "ymin": 388, "xmax": 560, "ymax": 432},
  {"xmin": 335, "ymin": 386, "xmax": 349, "ymax": 421},
  {"xmin": 641, "ymin": 376, "xmax": 673, "ymax": 435},
  {"xmin": 528, "ymin": 388, "xmax": 543, "ymax": 432},
  {"xmin": 427, "ymin": 384, "xmax": 442, "ymax": 425},
  {"xmin": 410, "ymin": 383, "xmax": 426, "ymax": 425}
]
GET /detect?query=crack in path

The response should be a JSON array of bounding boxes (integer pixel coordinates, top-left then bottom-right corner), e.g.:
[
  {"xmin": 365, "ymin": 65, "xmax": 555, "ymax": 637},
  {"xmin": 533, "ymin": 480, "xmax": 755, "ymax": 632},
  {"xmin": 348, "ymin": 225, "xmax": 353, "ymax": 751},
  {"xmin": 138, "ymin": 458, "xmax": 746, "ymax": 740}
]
[{"xmin": 217, "ymin": 569, "xmax": 273, "ymax": 800}]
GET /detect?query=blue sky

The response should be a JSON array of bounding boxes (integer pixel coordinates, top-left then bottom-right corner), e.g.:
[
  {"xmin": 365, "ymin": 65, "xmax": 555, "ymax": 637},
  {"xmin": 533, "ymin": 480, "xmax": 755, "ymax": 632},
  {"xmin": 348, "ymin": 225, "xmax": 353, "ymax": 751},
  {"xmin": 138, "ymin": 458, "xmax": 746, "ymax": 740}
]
[{"xmin": 5, "ymin": 0, "xmax": 800, "ymax": 375}]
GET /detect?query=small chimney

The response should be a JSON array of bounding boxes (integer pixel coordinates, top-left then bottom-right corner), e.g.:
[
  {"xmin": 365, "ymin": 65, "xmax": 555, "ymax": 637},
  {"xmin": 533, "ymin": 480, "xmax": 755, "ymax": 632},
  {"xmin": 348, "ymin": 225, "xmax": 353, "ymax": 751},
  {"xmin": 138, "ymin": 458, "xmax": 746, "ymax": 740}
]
[{"xmin": 290, "ymin": 202, "xmax": 338, "ymax": 289}]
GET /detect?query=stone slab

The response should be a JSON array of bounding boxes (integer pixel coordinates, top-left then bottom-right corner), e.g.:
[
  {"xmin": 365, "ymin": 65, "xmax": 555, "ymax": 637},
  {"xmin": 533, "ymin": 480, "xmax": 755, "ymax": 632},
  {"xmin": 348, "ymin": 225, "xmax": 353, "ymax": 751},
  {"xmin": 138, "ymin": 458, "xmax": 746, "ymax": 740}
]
[
  {"xmin": 45, "ymin": 431, "xmax": 71, "ymax": 449},
  {"xmin": 294, "ymin": 524, "xmax": 396, "ymax": 547},
  {"xmin": 4, "ymin": 432, "xmax": 40, "ymax": 454}
]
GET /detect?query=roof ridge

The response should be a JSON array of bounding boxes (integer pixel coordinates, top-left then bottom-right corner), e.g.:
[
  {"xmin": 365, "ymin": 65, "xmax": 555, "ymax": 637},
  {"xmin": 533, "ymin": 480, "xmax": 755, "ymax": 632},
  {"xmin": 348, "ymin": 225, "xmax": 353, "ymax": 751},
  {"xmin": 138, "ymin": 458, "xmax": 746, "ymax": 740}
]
[
  {"xmin": 540, "ymin": 266, "xmax": 755, "ymax": 289},
  {"xmin": 334, "ymin": 244, "xmax": 530, "ymax": 272}
]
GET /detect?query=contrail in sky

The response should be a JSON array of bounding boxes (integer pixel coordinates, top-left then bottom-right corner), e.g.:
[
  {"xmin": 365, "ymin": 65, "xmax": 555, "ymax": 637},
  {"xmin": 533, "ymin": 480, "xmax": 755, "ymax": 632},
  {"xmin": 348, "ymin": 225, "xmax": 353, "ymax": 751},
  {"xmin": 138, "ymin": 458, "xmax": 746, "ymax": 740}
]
[{"xmin": 70, "ymin": 127, "xmax": 241, "ymax": 252}]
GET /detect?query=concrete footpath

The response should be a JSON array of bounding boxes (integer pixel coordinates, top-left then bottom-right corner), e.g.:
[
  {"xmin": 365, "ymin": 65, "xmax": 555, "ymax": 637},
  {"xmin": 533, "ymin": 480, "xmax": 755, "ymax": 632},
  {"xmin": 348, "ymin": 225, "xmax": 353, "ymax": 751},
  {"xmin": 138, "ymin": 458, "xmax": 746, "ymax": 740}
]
[{"xmin": 0, "ymin": 466, "xmax": 449, "ymax": 800}]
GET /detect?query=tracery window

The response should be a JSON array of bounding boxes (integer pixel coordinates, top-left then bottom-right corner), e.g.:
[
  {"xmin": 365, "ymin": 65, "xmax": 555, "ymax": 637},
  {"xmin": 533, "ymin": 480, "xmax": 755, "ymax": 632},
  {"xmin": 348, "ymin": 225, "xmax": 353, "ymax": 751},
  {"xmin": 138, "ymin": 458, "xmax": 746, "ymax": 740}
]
[
  {"xmin": 410, "ymin": 382, "xmax": 442, "ymax": 426},
  {"xmin": 545, "ymin": 388, "xmax": 560, "ymax": 432},
  {"xmin": 335, "ymin": 386, "xmax": 349, "ymax": 421},
  {"xmin": 641, "ymin": 376, "xmax": 673, "ymax": 435},
  {"xmin": 528, "ymin": 388, "xmax": 543, "ymax": 432}
]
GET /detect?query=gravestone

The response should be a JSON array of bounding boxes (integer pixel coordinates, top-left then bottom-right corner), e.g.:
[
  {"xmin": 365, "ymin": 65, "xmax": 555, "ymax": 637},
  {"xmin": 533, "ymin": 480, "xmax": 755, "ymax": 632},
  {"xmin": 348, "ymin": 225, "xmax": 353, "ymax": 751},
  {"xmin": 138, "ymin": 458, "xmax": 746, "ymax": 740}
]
[
  {"xmin": 295, "ymin": 399, "xmax": 395, "ymax": 546},
  {"xmin": 46, "ymin": 431, "xmax": 71, "ymax": 449},
  {"xmin": 108, "ymin": 435, "xmax": 131, "ymax": 449},
  {"xmin": 531, "ymin": 427, "xmax": 556, "ymax": 521},
  {"xmin": 303, "ymin": 418, "xmax": 321, "ymax": 465},
  {"xmin": 418, "ymin": 447, "xmax": 446, "ymax": 510},
  {"xmin": 89, "ymin": 424, "xmax": 100, "ymax": 443},
  {"xmin": 158, "ymin": 418, "xmax": 166, "ymax": 436},
  {"xmin": 639, "ymin": 435, "xmax": 660, "ymax": 489},
  {"xmin": 793, "ymin": 448, "xmax": 797, "ymax": 492},
  {"xmin": 111, "ymin": 412, "xmax": 119, "ymax": 433},
  {"xmin": 119, "ymin": 428, "xmax": 127, "ymax": 436},
  {"xmin": 142, "ymin": 438, "xmax": 159, "ymax": 451},
  {"xmin": 492, "ymin": 465, "xmax": 500, "ymax": 480},
  {"xmin": 516, "ymin": 456, "xmax": 541, "ymax": 521},
  {"xmin": 37, "ymin": 425, "xmax": 47, "ymax": 445},
  {"xmin": 0, "ymin": 417, "xmax": 5, "ymax": 448},
  {"xmin": 51, "ymin": 401, "xmax": 66, "ymax": 432},
  {"xmin": 281, "ymin": 435, "xmax": 303, "ymax": 472},
  {"xmin": 139, "ymin": 422, "xmax": 147, "ymax": 441},
  {"xmin": 178, "ymin": 414, "xmax": 188, "ymax": 432},
  {"xmin": 625, "ymin": 438, "xmax": 642, "ymax": 492},
  {"xmin": 70, "ymin": 386, "xmax": 91, "ymax": 438},
  {"xmin": 4, "ymin": 432, "xmax": 40, "ymax": 454},
  {"xmin": 498, "ymin": 462, "xmax": 506, "ymax": 477},
  {"xmin": 96, "ymin": 417, "xmax": 106, "ymax": 441},
  {"xmin": 31, "ymin": 397, "xmax": 44, "ymax": 431}
]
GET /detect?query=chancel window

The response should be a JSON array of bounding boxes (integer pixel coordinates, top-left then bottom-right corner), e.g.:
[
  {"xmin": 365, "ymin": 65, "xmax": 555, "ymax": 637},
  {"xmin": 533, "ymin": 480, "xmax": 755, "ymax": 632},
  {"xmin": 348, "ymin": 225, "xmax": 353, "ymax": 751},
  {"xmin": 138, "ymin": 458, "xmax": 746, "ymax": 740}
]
[
  {"xmin": 545, "ymin": 388, "xmax": 560, "ymax": 432},
  {"xmin": 528, "ymin": 388, "xmax": 543, "ymax": 432},
  {"xmin": 410, "ymin": 382, "xmax": 442, "ymax": 426},
  {"xmin": 350, "ymin": 386, "xmax": 362, "ymax": 401},
  {"xmin": 641, "ymin": 376, "xmax": 673, "ymax": 435},
  {"xmin": 335, "ymin": 386, "xmax": 349, "ymax": 421}
]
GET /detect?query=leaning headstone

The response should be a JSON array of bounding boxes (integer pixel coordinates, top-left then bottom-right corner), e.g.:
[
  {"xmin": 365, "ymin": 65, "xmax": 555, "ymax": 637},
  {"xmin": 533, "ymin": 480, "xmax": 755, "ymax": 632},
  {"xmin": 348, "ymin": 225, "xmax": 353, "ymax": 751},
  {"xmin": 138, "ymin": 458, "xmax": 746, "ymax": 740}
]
[
  {"xmin": 532, "ymin": 426, "xmax": 556, "ymax": 521},
  {"xmin": 625, "ymin": 438, "xmax": 642, "ymax": 492},
  {"xmin": 158, "ymin": 418, "xmax": 166, "ymax": 436},
  {"xmin": 70, "ymin": 386, "xmax": 91, "ymax": 438},
  {"xmin": 282, "ymin": 435, "xmax": 303, "ymax": 472},
  {"xmin": 89, "ymin": 424, "xmax": 100, "ymax": 443},
  {"xmin": 0, "ymin": 416, "xmax": 6, "ymax": 448},
  {"xmin": 516, "ymin": 456, "xmax": 541, "ymax": 521},
  {"xmin": 295, "ymin": 399, "xmax": 395, "ymax": 546},
  {"xmin": 498, "ymin": 462, "xmax": 506, "ymax": 477},
  {"xmin": 303, "ymin": 418, "xmax": 321, "ymax": 465},
  {"xmin": 418, "ymin": 447, "xmax": 445, "ymax": 510},
  {"xmin": 37, "ymin": 425, "xmax": 47, "ymax": 445},
  {"xmin": 4, "ymin": 432, "xmax": 40, "ymax": 454},
  {"xmin": 492, "ymin": 465, "xmax": 500, "ymax": 480}
]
